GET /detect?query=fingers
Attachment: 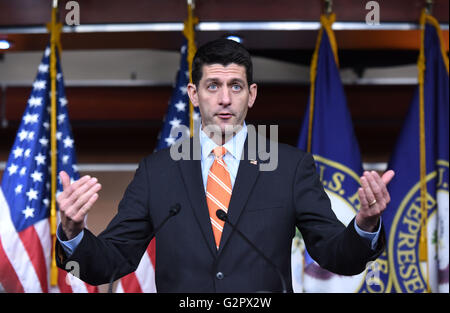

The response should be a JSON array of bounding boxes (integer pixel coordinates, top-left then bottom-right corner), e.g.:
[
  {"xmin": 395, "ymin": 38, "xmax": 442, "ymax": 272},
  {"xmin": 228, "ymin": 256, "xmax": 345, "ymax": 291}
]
[
  {"xmin": 373, "ymin": 171, "xmax": 391, "ymax": 204},
  {"xmin": 57, "ymin": 173, "xmax": 102, "ymax": 224},
  {"xmin": 358, "ymin": 187, "xmax": 369, "ymax": 209},
  {"xmin": 382, "ymin": 170, "xmax": 395, "ymax": 185},
  {"xmin": 360, "ymin": 170, "xmax": 394, "ymax": 213},
  {"xmin": 59, "ymin": 171, "xmax": 71, "ymax": 190},
  {"xmin": 365, "ymin": 171, "xmax": 386, "ymax": 208},
  {"xmin": 72, "ymin": 180, "xmax": 101, "ymax": 212},
  {"xmin": 360, "ymin": 173, "xmax": 377, "ymax": 205},
  {"xmin": 73, "ymin": 190, "xmax": 100, "ymax": 222},
  {"xmin": 63, "ymin": 178, "xmax": 102, "ymax": 221},
  {"xmin": 58, "ymin": 176, "xmax": 93, "ymax": 209},
  {"xmin": 58, "ymin": 175, "xmax": 91, "ymax": 201},
  {"xmin": 357, "ymin": 170, "xmax": 394, "ymax": 232}
]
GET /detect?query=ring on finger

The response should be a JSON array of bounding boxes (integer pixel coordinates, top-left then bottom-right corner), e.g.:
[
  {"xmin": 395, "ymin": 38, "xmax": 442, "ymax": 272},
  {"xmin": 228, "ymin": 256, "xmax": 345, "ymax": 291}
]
[{"xmin": 369, "ymin": 199, "xmax": 377, "ymax": 207}]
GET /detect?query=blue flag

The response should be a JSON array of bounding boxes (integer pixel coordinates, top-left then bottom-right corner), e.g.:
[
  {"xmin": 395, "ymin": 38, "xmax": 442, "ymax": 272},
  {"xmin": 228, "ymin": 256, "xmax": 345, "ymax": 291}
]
[
  {"xmin": 0, "ymin": 45, "xmax": 95, "ymax": 292},
  {"xmin": 381, "ymin": 13, "xmax": 449, "ymax": 293},
  {"xmin": 293, "ymin": 14, "xmax": 375, "ymax": 293},
  {"xmin": 156, "ymin": 38, "xmax": 200, "ymax": 151}
]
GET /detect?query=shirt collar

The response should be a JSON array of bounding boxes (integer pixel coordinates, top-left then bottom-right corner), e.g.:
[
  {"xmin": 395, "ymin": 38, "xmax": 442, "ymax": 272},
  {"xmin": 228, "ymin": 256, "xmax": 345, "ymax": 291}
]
[{"xmin": 200, "ymin": 122, "xmax": 247, "ymax": 161}]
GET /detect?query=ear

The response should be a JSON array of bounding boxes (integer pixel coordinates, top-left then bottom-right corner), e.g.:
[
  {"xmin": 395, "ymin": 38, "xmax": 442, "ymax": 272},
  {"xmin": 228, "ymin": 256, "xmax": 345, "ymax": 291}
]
[
  {"xmin": 247, "ymin": 83, "xmax": 257, "ymax": 109},
  {"xmin": 187, "ymin": 83, "xmax": 199, "ymax": 107}
]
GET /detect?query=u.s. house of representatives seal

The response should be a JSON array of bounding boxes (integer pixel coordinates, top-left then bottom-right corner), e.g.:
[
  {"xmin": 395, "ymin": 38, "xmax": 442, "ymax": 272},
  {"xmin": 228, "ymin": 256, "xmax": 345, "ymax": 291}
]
[
  {"xmin": 387, "ymin": 160, "xmax": 449, "ymax": 293},
  {"xmin": 299, "ymin": 155, "xmax": 385, "ymax": 293}
]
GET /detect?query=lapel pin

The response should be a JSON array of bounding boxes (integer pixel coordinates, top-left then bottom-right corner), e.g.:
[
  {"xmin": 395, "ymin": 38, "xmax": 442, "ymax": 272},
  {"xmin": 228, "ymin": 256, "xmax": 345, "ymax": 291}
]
[{"xmin": 250, "ymin": 160, "xmax": 258, "ymax": 165}]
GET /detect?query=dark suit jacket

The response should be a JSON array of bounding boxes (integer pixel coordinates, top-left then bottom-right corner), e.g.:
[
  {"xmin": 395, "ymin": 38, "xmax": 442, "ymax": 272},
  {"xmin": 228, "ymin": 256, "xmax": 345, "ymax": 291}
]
[{"xmin": 56, "ymin": 135, "xmax": 385, "ymax": 292}]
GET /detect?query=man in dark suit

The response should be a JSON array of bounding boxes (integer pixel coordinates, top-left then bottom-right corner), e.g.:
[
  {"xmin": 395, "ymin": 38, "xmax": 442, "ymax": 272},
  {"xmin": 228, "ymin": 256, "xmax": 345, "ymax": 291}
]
[{"xmin": 56, "ymin": 39, "xmax": 395, "ymax": 292}]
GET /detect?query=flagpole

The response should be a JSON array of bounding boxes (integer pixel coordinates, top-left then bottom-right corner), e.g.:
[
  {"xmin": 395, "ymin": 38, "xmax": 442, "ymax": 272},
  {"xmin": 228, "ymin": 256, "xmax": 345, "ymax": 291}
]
[
  {"xmin": 49, "ymin": 0, "xmax": 59, "ymax": 287},
  {"xmin": 183, "ymin": 0, "xmax": 198, "ymax": 137}
]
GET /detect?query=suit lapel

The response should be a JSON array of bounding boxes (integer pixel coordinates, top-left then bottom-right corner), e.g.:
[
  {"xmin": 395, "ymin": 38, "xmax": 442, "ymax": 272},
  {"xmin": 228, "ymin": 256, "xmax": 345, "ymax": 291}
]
[
  {"xmin": 218, "ymin": 138, "xmax": 260, "ymax": 255},
  {"xmin": 177, "ymin": 138, "xmax": 218, "ymax": 258}
]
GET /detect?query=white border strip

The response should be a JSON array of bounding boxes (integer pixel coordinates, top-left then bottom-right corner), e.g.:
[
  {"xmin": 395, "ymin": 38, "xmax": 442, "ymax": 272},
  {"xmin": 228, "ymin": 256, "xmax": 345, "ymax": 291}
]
[
  {"xmin": 0, "ymin": 161, "xmax": 386, "ymax": 172},
  {"xmin": 0, "ymin": 21, "xmax": 448, "ymax": 34}
]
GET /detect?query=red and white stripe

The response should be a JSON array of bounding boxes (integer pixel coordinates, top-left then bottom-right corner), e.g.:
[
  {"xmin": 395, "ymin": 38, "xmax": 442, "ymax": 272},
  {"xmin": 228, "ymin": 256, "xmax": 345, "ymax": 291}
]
[
  {"xmin": 0, "ymin": 189, "xmax": 98, "ymax": 293},
  {"xmin": 115, "ymin": 238, "xmax": 157, "ymax": 293}
]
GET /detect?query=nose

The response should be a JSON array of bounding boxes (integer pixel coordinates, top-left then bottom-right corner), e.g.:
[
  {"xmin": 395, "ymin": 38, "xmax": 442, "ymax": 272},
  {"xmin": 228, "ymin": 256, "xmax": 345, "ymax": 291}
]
[{"xmin": 219, "ymin": 87, "xmax": 231, "ymax": 106}]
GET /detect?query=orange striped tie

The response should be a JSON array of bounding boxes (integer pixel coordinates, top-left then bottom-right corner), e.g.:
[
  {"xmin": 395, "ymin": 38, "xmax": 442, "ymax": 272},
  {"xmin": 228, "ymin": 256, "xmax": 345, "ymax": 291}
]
[{"xmin": 206, "ymin": 146, "xmax": 232, "ymax": 250}]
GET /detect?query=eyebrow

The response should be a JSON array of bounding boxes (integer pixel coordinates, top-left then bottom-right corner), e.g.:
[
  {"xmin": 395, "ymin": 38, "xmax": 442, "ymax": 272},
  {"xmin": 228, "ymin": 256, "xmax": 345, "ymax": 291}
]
[{"xmin": 204, "ymin": 78, "xmax": 246, "ymax": 85}]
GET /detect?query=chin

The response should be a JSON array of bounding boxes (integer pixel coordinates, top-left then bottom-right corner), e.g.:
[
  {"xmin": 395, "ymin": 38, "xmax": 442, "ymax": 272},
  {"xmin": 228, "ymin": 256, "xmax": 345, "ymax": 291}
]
[
  {"xmin": 223, "ymin": 122, "xmax": 244, "ymax": 134},
  {"xmin": 204, "ymin": 118, "xmax": 242, "ymax": 133}
]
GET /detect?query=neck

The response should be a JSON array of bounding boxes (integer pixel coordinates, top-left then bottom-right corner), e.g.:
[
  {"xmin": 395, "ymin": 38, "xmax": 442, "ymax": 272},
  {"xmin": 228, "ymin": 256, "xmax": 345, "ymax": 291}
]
[{"xmin": 201, "ymin": 123, "xmax": 244, "ymax": 146}]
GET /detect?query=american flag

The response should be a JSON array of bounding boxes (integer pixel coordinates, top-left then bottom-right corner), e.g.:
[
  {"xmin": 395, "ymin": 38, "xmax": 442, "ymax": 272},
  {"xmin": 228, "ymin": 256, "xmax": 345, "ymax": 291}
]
[
  {"xmin": 116, "ymin": 38, "xmax": 200, "ymax": 293},
  {"xmin": 0, "ymin": 45, "xmax": 97, "ymax": 293},
  {"xmin": 155, "ymin": 39, "xmax": 200, "ymax": 150}
]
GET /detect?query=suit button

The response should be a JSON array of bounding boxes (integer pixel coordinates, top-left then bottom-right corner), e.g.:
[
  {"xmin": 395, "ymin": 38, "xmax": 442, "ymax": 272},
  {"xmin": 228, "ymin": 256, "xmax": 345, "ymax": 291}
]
[{"xmin": 216, "ymin": 272, "xmax": 224, "ymax": 280}]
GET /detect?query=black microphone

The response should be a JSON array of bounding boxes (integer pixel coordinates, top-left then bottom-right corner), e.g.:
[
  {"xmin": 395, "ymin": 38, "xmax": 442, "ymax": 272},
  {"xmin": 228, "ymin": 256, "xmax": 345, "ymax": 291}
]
[
  {"xmin": 216, "ymin": 209, "xmax": 287, "ymax": 293},
  {"xmin": 108, "ymin": 203, "xmax": 181, "ymax": 293}
]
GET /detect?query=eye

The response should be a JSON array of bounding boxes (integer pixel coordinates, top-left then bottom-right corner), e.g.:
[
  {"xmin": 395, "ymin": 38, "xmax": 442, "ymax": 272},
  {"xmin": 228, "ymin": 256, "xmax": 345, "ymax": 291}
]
[
  {"xmin": 207, "ymin": 83, "xmax": 218, "ymax": 91},
  {"xmin": 231, "ymin": 84, "xmax": 242, "ymax": 91}
]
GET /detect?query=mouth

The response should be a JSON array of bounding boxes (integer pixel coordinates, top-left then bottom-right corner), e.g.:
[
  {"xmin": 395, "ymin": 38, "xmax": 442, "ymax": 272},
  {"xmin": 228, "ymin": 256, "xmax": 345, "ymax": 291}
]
[{"xmin": 216, "ymin": 112, "xmax": 233, "ymax": 120}]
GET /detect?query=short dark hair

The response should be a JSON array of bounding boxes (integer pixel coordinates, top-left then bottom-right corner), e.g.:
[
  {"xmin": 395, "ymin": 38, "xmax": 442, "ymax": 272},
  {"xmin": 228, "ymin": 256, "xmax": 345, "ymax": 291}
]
[{"xmin": 192, "ymin": 38, "xmax": 253, "ymax": 88}]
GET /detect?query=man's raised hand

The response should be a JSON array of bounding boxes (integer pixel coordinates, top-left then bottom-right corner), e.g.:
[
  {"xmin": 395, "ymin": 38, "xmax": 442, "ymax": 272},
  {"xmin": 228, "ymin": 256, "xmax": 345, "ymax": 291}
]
[
  {"xmin": 57, "ymin": 171, "xmax": 102, "ymax": 240},
  {"xmin": 356, "ymin": 170, "xmax": 395, "ymax": 232}
]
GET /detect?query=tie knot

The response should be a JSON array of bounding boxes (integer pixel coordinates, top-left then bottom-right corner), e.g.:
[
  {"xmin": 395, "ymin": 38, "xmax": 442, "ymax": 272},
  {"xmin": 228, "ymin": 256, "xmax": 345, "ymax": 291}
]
[{"xmin": 213, "ymin": 146, "xmax": 227, "ymax": 158}]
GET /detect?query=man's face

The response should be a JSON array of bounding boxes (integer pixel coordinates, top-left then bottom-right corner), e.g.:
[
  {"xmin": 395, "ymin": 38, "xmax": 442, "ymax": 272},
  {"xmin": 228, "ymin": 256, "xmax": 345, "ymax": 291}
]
[{"xmin": 188, "ymin": 63, "xmax": 257, "ymax": 137}]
